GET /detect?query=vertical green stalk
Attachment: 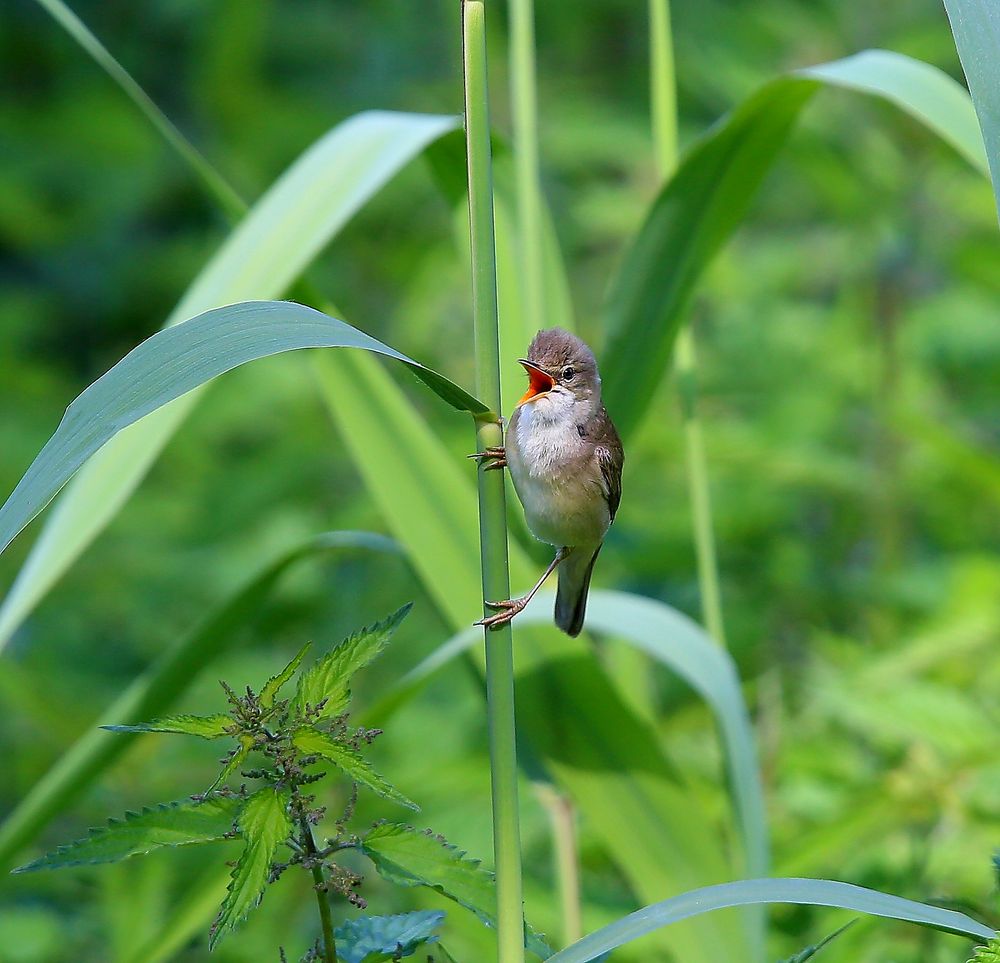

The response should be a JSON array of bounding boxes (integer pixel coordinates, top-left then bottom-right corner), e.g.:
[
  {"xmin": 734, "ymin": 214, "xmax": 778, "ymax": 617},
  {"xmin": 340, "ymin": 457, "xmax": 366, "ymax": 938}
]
[
  {"xmin": 463, "ymin": 4, "xmax": 526, "ymax": 962},
  {"xmin": 509, "ymin": 0, "xmax": 585, "ymax": 942},
  {"xmin": 509, "ymin": 0, "xmax": 545, "ymax": 332},
  {"xmin": 649, "ymin": 0, "xmax": 728, "ymax": 648},
  {"xmin": 301, "ymin": 817, "xmax": 338, "ymax": 963}
]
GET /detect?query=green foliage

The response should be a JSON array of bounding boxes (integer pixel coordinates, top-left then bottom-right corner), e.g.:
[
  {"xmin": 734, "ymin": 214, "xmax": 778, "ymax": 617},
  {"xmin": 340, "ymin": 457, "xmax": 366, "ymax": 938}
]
[
  {"xmin": 210, "ymin": 787, "xmax": 292, "ymax": 949},
  {"xmin": 13, "ymin": 798, "xmax": 242, "ymax": 873},
  {"xmin": 292, "ymin": 605, "xmax": 412, "ymax": 720},
  {"xmin": 260, "ymin": 641, "xmax": 312, "ymax": 709},
  {"xmin": 333, "ymin": 910, "xmax": 444, "ymax": 963},
  {"xmin": 0, "ymin": 304, "xmax": 485, "ymax": 559},
  {"xmin": 103, "ymin": 713, "xmax": 233, "ymax": 739},
  {"xmin": 360, "ymin": 822, "xmax": 550, "ymax": 959},
  {"xmin": 968, "ymin": 938, "xmax": 1000, "ymax": 962},
  {"xmin": 292, "ymin": 729, "xmax": 418, "ymax": 811},
  {"xmin": 602, "ymin": 51, "xmax": 987, "ymax": 440}
]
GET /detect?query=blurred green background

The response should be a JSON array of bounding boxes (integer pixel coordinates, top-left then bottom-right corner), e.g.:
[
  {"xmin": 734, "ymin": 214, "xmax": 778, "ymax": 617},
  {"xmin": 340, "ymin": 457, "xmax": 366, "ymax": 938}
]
[{"xmin": 1, "ymin": 0, "xmax": 998, "ymax": 960}]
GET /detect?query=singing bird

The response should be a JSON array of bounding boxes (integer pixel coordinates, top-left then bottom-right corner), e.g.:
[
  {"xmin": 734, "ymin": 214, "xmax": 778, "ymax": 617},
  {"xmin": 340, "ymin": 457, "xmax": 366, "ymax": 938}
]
[{"xmin": 471, "ymin": 328, "xmax": 624, "ymax": 636}]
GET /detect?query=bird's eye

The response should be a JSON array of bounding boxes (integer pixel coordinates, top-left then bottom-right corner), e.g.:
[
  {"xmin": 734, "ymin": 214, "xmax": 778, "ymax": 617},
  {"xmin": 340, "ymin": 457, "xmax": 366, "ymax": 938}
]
[{"xmin": 562, "ymin": 365, "xmax": 576, "ymax": 381}]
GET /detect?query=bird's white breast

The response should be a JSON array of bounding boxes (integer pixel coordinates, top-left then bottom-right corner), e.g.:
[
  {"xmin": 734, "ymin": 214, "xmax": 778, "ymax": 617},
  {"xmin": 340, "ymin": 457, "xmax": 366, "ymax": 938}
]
[{"xmin": 507, "ymin": 399, "xmax": 609, "ymax": 548}]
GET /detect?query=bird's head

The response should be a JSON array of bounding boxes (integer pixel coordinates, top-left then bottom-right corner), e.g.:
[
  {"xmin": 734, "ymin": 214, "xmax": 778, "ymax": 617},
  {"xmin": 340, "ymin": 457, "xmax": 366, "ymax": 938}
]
[{"xmin": 517, "ymin": 328, "xmax": 601, "ymax": 421}]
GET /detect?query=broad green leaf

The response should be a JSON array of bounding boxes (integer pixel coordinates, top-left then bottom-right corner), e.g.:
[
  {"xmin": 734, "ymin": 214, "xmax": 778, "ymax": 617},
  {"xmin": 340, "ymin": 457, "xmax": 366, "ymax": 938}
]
[
  {"xmin": 779, "ymin": 921, "xmax": 856, "ymax": 962},
  {"xmin": 0, "ymin": 531, "xmax": 399, "ymax": 874},
  {"xmin": 361, "ymin": 822, "xmax": 549, "ymax": 959},
  {"xmin": 0, "ymin": 103, "xmax": 459, "ymax": 649},
  {"xmin": 316, "ymin": 351, "xmax": 743, "ymax": 961},
  {"xmin": 259, "ymin": 641, "xmax": 311, "ymax": 709},
  {"xmin": 545, "ymin": 878, "xmax": 995, "ymax": 963},
  {"xmin": 602, "ymin": 49, "xmax": 989, "ymax": 440},
  {"xmin": 942, "ymin": 0, "xmax": 1000, "ymax": 215},
  {"xmin": 13, "ymin": 797, "xmax": 241, "ymax": 872},
  {"xmin": 292, "ymin": 728, "xmax": 418, "ymax": 811},
  {"xmin": 376, "ymin": 588, "xmax": 768, "ymax": 880},
  {"xmin": 210, "ymin": 787, "xmax": 292, "ymax": 948},
  {"xmin": 291, "ymin": 604, "xmax": 411, "ymax": 720},
  {"xmin": 0, "ymin": 301, "xmax": 485, "ymax": 560},
  {"xmin": 102, "ymin": 713, "xmax": 232, "ymax": 739},
  {"xmin": 334, "ymin": 910, "xmax": 445, "ymax": 963}
]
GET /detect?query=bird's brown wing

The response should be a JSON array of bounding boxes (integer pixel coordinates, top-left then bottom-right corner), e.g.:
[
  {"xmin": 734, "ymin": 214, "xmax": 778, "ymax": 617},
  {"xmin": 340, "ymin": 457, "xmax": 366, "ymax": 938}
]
[{"xmin": 590, "ymin": 405, "xmax": 624, "ymax": 522}]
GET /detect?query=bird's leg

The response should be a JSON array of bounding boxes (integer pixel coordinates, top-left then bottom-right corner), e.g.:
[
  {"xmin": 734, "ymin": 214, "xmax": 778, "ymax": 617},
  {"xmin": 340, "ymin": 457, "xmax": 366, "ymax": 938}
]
[
  {"xmin": 468, "ymin": 446, "xmax": 506, "ymax": 471},
  {"xmin": 475, "ymin": 547, "xmax": 569, "ymax": 630}
]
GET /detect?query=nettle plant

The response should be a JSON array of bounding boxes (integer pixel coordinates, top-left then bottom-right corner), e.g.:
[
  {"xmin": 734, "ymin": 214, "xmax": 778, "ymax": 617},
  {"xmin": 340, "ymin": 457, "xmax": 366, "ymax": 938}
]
[{"xmin": 15, "ymin": 605, "xmax": 542, "ymax": 963}]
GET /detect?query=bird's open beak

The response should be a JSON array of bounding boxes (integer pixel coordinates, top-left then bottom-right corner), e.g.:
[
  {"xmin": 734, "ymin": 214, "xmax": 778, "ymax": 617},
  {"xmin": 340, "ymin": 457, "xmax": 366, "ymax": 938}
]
[{"xmin": 517, "ymin": 359, "xmax": 554, "ymax": 405}]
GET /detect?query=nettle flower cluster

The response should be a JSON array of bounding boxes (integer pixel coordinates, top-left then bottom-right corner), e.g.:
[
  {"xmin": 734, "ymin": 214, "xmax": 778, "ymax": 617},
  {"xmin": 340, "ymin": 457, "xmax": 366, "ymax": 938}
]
[{"xmin": 16, "ymin": 605, "xmax": 547, "ymax": 962}]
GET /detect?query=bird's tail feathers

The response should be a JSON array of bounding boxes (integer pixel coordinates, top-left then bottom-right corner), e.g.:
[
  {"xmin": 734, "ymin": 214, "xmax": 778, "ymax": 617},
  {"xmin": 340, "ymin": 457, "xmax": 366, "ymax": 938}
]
[{"xmin": 555, "ymin": 545, "xmax": 602, "ymax": 637}]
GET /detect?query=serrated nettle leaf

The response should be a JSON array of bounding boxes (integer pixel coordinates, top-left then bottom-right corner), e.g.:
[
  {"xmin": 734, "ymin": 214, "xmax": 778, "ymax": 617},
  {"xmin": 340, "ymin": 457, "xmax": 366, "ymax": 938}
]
[
  {"xmin": 0, "ymin": 531, "xmax": 399, "ymax": 875},
  {"xmin": 292, "ymin": 604, "xmax": 412, "ymax": 720},
  {"xmin": 210, "ymin": 787, "xmax": 292, "ymax": 948},
  {"xmin": 206, "ymin": 735, "xmax": 255, "ymax": 794},
  {"xmin": 969, "ymin": 937, "xmax": 1000, "ymax": 962},
  {"xmin": 0, "ymin": 304, "xmax": 484, "ymax": 561},
  {"xmin": 360, "ymin": 823, "xmax": 550, "ymax": 959},
  {"xmin": 334, "ymin": 910, "xmax": 445, "ymax": 963},
  {"xmin": 102, "ymin": 713, "xmax": 233, "ymax": 739},
  {"xmin": 259, "ymin": 641, "xmax": 312, "ymax": 709},
  {"xmin": 292, "ymin": 729, "xmax": 418, "ymax": 811},
  {"xmin": 13, "ymin": 797, "xmax": 242, "ymax": 873}
]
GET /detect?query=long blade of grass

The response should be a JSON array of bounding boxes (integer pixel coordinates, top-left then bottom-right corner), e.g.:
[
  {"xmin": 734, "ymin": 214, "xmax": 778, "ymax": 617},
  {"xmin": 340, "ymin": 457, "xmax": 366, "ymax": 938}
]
[
  {"xmin": 941, "ymin": 0, "xmax": 1000, "ymax": 216},
  {"xmin": 0, "ymin": 301, "xmax": 485, "ymax": 559},
  {"xmin": 0, "ymin": 531, "xmax": 399, "ymax": 872},
  {"xmin": 602, "ymin": 49, "xmax": 989, "ymax": 440},
  {"xmin": 0, "ymin": 108, "xmax": 458, "ymax": 649},
  {"xmin": 31, "ymin": 0, "xmax": 244, "ymax": 219},
  {"xmin": 545, "ymin": 878, "xmax": 994, "ymax": 963}
]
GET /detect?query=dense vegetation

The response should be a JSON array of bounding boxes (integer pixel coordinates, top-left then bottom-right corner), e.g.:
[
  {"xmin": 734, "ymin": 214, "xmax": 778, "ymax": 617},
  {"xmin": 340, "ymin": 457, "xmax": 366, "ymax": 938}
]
[{"xmin": 1, "ymin": 0, "xmax": 998, "ymax": 961}]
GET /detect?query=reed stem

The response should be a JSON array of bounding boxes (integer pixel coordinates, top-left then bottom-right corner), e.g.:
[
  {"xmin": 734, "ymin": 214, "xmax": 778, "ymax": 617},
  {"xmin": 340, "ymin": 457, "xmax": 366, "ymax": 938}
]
[
  {"xmin": 649, "ymin": 0, "xmax": 728, "ymax": 648},
  {"xmin": 463, "ymin": 4, "xmax": 526, "ymax": 961}
]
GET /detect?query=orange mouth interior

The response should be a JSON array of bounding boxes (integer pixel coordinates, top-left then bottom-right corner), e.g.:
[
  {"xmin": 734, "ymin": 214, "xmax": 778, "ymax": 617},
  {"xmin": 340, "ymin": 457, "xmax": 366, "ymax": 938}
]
[{"xmin": 518, "ymin": 361, "xmax": 554, "ymax": 405}]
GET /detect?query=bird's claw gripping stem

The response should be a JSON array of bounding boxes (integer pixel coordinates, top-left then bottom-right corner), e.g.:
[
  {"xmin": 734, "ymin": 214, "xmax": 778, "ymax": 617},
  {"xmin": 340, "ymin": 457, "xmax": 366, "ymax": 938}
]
[
  {"xmin": 468, "ymin": 446, "xmax": 506, "ymax": 471},
  {"xmin": 474, "ymin": 596, "xmax": 528, "ymax": 630}
]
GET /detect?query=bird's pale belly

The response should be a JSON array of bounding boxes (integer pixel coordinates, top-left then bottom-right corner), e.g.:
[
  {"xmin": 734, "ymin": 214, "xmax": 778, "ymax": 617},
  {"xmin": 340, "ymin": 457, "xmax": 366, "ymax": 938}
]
[{"xmin": 507, "ymin": 406, "xmax": 610, "ymax": 547}]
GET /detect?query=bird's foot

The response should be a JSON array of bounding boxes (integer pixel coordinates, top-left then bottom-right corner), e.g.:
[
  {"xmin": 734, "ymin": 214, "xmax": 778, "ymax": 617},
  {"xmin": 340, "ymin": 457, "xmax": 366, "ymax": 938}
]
[
  {"xmin": 468, "ymin": 446, "xmax": 507, "ymax": 471},
  {"xmin": 474, "ymin": 595, "xmax": 528, "ymax": 630}
]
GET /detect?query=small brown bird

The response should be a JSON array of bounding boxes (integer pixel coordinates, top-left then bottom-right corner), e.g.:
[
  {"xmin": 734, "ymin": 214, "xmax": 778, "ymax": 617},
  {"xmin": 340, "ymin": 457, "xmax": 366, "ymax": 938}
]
[{"xmin": 471, "ymin": 328, "xmax": 624, "ymax": 636}]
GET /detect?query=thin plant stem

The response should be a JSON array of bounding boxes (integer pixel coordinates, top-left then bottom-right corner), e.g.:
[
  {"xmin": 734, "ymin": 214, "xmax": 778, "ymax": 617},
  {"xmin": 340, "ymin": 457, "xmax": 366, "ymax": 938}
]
[
  {"xmin": 535, "ymin": 784, "xmax": 582, "ymax": 947},
  {"xmin": 509, "ymin": 0, "xmax": 585, "ymax": 940},
  {"xmin": 509, "ymin": 0, "xmax": 545, "ymax": 332},
  {"xmin": 463, "ymin": 4, "xmax": 526, "ymax": 963},
  {"xmin": 649, "ymin": 0, "xmax": 728, "ymax": 648},
  {"xmin": 301, "ymin": 817, "xmax": 338, "ymax": 963}
]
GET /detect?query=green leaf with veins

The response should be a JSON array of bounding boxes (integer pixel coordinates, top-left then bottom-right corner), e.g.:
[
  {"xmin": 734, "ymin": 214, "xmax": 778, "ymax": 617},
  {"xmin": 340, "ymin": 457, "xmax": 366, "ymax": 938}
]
[
  {"xmin": 291, "ymin": 604, "xmax": 411, "ymax": 720},
  {"xmin": 260, "ymin": 641, "xmax": 312, "ymax": 709},
  {"xmin": 103, "ymin": 713, "xmax": 233, "ymax": 739},
  {"xmin": 292, "ymin": 728, "xmax": 418, "ymax": 811},
  {"xmin": 210, "ymin": 787, "xmax": 292, "ymax": 948},
  {"xmin": 13, "ymin": 797, "xmax": 242, "ymax": 872},
  {"xmin": 360, "ymin": 822, "xmax": 550, "ymax": 959},
  {"xmin": 334, "ymin": 910, "xmax": 445, "ymax": 963}
]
